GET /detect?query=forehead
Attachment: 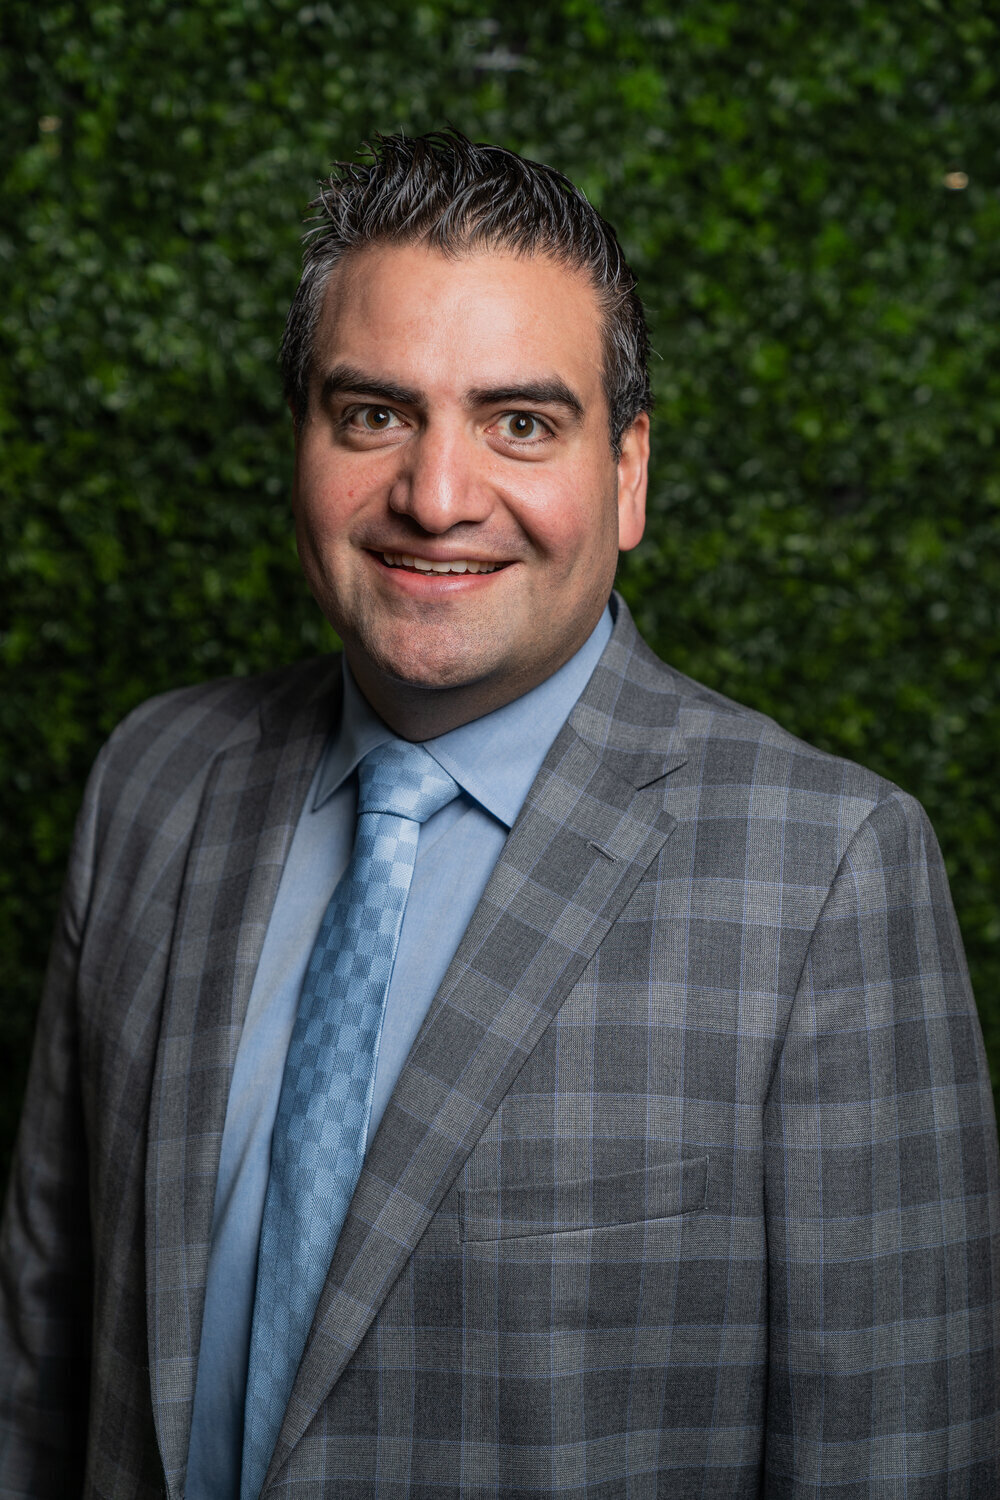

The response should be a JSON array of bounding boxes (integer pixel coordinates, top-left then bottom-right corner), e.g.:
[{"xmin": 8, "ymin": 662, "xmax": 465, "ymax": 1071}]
[{"xmin": 312, "ymin": 243, "xmax": 606, "ymax": 403}]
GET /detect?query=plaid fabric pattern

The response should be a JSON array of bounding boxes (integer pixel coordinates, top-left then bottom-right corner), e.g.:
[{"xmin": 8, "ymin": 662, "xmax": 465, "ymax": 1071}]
[
  {"xmin": 242, "ymin": 742, "xmax": 458, "ymax": 1500},
  {"xmin": 1, "ymin": 596, "xmax": 997, "ymax": 1499}
]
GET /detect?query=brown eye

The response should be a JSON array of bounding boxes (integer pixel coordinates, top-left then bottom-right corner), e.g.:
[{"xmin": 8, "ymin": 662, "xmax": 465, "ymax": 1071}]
[
  {"xmin": 363, "ymin": 407, "xmax": 394, "ymax": 430},
  {"xmin": 502, "ymin": 412, "xmax": 542, "ymax": 440}
]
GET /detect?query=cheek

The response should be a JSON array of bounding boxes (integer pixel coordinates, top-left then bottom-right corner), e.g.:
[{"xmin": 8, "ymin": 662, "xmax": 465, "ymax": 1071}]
[
  {"xmin": 292, "ymin": 495, "xmax": 355, "ymax": 586},
  {"xmin": 517, "ymin": 478, "xmax": 617, "ymax": 567},
  {"xmin": 294, "ymin": 433, "xmax": 385, "ymax": 519},
  {"xmin": 294, "ymin": 469, "xmax": 369, "ymax": 546}
]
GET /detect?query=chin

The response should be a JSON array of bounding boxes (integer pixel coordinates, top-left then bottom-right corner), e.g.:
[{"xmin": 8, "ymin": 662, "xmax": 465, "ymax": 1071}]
[{"xmin": 362, "ymin": 626, "xmax": 501, "ymax": 694}]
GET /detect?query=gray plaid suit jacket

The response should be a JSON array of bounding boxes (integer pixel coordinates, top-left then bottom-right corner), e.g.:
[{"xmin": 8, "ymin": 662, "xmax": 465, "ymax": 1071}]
[{"xmin": 2, "ymin": 595, "xmax": 998, "ymax": 1498}]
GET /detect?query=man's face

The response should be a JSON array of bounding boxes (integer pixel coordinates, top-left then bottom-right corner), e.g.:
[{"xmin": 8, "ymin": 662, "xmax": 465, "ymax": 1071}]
[{"xmin": 292, "ymin": 242, "xmax": 648, "ymax": 732}]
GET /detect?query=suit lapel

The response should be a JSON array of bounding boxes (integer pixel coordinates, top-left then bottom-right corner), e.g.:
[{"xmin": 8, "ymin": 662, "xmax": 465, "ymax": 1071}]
[
  {"xmin": 145, "ymin": 664, "xmax": 339, "ymax": 1498},
  {"xmin": 266, "ymin": 602, "xmax": 689, "ymax": 1488}
]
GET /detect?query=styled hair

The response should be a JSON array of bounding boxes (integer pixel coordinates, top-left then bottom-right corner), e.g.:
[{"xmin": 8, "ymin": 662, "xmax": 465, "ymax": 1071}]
[{"xmin": 280, "ymin": 130, "xmax": 651, "ymax": 456}]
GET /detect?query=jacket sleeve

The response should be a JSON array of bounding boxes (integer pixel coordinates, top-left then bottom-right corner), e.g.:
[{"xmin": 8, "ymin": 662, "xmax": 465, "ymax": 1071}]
[
  {"xmin": 0, "ymin": 746, "xmax": 107, "ymax": 1497},
  {"xmin": 763, "ymin": 790, "xmax": 1000, "ymax": 1494}
]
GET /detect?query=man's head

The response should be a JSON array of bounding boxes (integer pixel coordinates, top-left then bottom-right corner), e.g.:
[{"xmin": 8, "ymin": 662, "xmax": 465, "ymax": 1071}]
[{"xmin": 285, "ymin": 132, "xmax": 652, "ymax": 738}]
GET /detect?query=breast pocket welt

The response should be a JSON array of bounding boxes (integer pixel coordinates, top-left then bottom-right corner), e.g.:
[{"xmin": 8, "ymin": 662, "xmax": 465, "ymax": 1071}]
[{"xmin": 458, "ymin": 1154, "xmax": 709, "ymax": 1244}]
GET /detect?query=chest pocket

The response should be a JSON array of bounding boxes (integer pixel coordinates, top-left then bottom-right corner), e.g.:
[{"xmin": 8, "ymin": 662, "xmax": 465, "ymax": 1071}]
[{"xmin": 458, "ymin": 1154, "xmax": 708, "ymax": 1243}]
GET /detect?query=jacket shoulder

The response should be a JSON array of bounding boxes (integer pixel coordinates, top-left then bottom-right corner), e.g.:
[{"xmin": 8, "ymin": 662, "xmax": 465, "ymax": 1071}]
[
  {"xmin": 621, "ymin": 627, "xmax": 909, "ymax": 830},
  {"xmin": 100, "ymin": 654, "xmax": 339, "ymax": 774}
]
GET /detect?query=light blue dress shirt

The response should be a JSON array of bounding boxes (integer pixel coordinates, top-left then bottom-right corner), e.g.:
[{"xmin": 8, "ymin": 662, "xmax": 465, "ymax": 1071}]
[{"xmin": 186, "ymin": 607, "xmax": 613, "ymax": 1499}]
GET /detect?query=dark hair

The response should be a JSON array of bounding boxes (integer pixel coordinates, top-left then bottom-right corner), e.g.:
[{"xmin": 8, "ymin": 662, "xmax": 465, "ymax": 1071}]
[{"xmin": 280, "ymin": 130, "xmax": 651, "ymax": 456}]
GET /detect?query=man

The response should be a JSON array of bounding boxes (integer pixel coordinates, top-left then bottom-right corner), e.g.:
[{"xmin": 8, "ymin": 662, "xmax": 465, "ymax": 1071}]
[{"xmin": 1, "ymin": 130, "xmax": 997, "ymax": 1499}]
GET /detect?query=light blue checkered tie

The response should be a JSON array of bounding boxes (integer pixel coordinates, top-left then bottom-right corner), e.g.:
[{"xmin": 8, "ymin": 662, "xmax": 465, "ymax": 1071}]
[{"xmin": 240, "ymin": 739, "xmax": 459, "ymax": 1499}]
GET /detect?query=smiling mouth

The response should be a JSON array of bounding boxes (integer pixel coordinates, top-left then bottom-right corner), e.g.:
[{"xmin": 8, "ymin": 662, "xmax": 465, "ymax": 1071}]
[{"xmin": 379, "ymin": 552, "xmax": 506, "ymax": 575}]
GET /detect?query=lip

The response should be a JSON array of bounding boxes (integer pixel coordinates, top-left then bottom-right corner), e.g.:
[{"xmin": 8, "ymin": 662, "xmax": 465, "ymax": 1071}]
[{"xmin": 367, "ymin": 549, "xmax": 513, "ymax": 592}]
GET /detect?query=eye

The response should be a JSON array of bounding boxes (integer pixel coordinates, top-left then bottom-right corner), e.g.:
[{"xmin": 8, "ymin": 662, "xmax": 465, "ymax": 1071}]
[
  {"xmin": 497, "ymin": 411, "xmax": 549, "ymax": 442},
  {"xmin": 348, "ymin": 405, "xmax": 403, "ymax": 432}
]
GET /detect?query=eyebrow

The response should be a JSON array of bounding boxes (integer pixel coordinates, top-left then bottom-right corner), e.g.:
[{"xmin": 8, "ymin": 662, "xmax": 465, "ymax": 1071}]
[
  {"xmin": 319, "ymin": 364, "xmax": 424, "ymax": 410},
  {"xmin": 319, "ymin": 364, "xmax": 585, "ymax": 422},
  {"xmin": 464, "ymin": 380, "xmax": 585, "ymax": 421}
]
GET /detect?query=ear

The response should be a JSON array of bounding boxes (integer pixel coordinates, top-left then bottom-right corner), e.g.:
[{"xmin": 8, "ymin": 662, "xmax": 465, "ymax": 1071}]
[{"xmin": 616, "ymin": 411, "xmax": 649, "ymax": 552}]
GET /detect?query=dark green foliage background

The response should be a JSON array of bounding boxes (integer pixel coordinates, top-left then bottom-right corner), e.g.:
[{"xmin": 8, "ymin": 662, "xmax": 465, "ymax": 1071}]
[{"xmin": 2, "ymin": 0, "xmax": 999, "ymax": 1165}]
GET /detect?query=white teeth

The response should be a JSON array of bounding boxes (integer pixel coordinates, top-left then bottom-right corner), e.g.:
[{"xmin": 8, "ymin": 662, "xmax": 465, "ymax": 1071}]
[{"xmin": 381, "ymin": 553, "xmax": 499, "ymax": 575}]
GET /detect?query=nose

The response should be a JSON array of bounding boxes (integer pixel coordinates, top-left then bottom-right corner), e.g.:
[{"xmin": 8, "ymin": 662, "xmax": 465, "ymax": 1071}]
[{"xmin": 387, "ymin": 420, "xmax": 493, "ymax": 534}]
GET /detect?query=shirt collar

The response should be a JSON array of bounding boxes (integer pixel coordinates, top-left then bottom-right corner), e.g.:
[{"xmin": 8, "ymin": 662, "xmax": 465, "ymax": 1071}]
[{"xmin": 313, "ymin": 605, "xmax": 613, "ymax": 829}]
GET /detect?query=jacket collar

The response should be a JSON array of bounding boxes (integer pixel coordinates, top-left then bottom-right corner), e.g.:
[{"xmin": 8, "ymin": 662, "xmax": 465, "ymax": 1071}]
[{"xmin": 146, "ymin": 660, "xmax": 340, "ymax": 1498}]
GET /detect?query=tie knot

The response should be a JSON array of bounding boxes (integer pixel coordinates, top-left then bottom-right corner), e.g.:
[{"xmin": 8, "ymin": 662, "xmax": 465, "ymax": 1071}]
[{"xmin": 356, "ymin": 740, "xmax": 459, "ymax": 826}]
